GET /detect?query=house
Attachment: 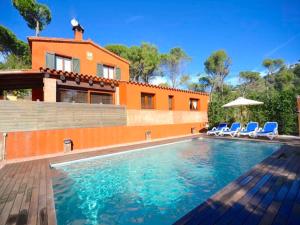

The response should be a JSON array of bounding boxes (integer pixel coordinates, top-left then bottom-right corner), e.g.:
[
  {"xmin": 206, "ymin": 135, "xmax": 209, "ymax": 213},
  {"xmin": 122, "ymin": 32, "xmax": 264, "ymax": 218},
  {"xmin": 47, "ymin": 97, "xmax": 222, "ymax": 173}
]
[{"xmin": 0, "ymin": 21, "xmax": 209, "ymax": 160}]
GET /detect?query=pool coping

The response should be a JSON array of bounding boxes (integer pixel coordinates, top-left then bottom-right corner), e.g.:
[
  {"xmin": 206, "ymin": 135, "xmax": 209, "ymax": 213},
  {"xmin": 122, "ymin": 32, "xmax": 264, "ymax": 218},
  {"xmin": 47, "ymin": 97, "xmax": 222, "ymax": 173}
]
[{"xmin": 0, "ymin": 135, "xmax": 300, "ymax": 225}]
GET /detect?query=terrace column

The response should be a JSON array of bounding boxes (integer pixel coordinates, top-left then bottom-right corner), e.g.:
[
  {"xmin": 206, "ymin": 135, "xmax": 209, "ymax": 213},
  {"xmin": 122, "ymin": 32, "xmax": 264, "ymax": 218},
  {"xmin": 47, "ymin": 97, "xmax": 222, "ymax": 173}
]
[
  {"xmin": 115, "ymin": 87, "xmax": 120, "ymax": 105},
  {"xmin": 43, "ymin": 78, "xmax": 57, "ymax": 102},
  {"xmin": 0, "ymin": 90, "xmax": 3, "ymax": 100}
]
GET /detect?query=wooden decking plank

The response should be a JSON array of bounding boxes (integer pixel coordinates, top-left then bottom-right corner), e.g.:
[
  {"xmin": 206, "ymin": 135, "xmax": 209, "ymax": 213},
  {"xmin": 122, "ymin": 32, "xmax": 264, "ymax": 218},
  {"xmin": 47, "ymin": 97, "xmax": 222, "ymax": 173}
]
[
  {"xmin": 37, "ymin": 160, "xmax": 48, "ymax": 225},
  {"xmin": 242, "ymin": 152, "xmax": 297, "ymax": 225},
  {"xmin": 27, "ymin": 160, "xmax": 42, "ymax": 225},
  {"xmin": 0, "ymin": 162, "xmax": 30, "ymax": 225},
  {"xmin": 46, "ymin": 160, "xmax": 57, "ymax": 225},
  {"xmin": 0, "ymin": 163, "xmax": 25, "ymax": 215},
  {"xmin": 175, "ymin": 150, "xmax": 280, "ymax": 225},
  {"xmin": 257, "ymin": 153, "xmax": 299, "ymax": 225},
  {"xmin": 5, "ymin": 161, "xmax": 33, "ymax": 225},
  {"xmin": 0, "ymin": 164, "xmax": 22, "ymax": 201},
  {"xmin": 229, "ymin": 155, "xmax": 295, "ymax": 225},
  {"xmin": 0, "ymin": 165, "xmax": 12, "ymax": 191},
  {"xmin": 14, "ymin": 159, "xmax": 40, "ymax": 225},
  {"xmin": 200, "ymin": 153, "xmax": 283, "ymax": 225},
  {"xmin": 270, "ymin": 155, "xmax": 300, "ymax": 225}
]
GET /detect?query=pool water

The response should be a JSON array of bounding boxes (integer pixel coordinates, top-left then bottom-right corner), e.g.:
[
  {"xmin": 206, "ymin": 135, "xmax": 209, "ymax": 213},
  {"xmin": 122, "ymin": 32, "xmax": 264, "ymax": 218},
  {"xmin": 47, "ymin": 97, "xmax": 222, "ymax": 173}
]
[{"xmin": 52, "ymin": 138, "xmax": 280, "ymax": 225}]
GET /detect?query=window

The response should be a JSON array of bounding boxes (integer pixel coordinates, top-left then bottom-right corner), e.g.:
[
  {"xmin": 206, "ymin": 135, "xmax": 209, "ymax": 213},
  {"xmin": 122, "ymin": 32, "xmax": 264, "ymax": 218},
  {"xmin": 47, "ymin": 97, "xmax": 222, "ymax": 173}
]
[
  {"xmin": 58, "ymin": 88, "xmax": 88, "ymax": 103},
  {"xmin": 189, "ymin": 98, "xmax": 199, "ymax": 110},
  {"xmin": 97, "ymin": 64, "xmax": 115, "ymax": 79},
  {"xmin": 103, "ymin": 65, "xmax": 114, "ymax": 79},
  {"xmin": 141, "ymin": 93, "xmax": 155, "ymax": 109},
  {"xmin": 168, "ymin": 95, "xmax": 174, "ymax": 110},
  {"xmin": 90, "ymin": 92, "xmax": 113, "ymax": 104},
  {"xmin": 45, "ymin": 53, "xmax": 80, "ymax": 73},
  {"xmin": 56, "ymin": 56, "xmax": 72, "ymax": 72}
]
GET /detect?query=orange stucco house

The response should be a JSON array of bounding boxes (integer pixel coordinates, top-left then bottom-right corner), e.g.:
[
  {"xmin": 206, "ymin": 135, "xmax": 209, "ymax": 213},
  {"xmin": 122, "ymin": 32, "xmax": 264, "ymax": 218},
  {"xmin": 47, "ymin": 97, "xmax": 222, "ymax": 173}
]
[{"xmin": 0, "ymin": 23, "xmax": 209, "ymax": 160}]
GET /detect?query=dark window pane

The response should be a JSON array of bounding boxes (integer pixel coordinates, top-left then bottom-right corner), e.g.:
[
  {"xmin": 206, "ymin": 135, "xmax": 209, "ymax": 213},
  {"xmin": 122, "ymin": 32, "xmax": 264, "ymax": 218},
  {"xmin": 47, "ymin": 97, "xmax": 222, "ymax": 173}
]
[
  {"xmin": 168, "ymin": 96, "xmax": 173, "ymax": 110},
  {"xmin": 58, "ymin": 88, "xmax": 88, "ymax": 103},
  {"xmin": 90, "ymin": 93, "xmax": 113, "ymax": 104},
  {"xmin": 141, "ymin": 93, "xmax": 154, "ymax": 109}
]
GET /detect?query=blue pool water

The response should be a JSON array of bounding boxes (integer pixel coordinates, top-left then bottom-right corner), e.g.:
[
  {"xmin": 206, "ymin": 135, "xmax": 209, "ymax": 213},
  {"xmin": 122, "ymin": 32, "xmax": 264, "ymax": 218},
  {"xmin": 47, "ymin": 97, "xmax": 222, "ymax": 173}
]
[{"xmin": 52, "ymin": 138, "xmax": 280, "ymax": 225}]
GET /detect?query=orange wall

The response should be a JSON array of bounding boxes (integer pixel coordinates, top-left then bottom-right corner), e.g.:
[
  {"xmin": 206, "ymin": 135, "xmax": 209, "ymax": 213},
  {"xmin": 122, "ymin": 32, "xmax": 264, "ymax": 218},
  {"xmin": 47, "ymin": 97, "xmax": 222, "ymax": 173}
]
[
  {"xmin": 119, "ymin": 82, "xmax": 209, "ymax": 111},
  {"xmin": 5, "ymin": 123, "xmax": 206, "ymax": 160},
  {"xmin": 30, "ymin": 39, "xmax": 130, "ymax": 81}
]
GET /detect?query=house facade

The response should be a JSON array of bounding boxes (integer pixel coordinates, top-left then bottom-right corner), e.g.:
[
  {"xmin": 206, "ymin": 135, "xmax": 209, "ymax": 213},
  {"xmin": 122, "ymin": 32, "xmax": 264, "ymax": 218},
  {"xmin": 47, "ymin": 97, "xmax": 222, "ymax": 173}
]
[{"xmin": 0, "ymin": 23, "xmax": 209, "ymax": 160}]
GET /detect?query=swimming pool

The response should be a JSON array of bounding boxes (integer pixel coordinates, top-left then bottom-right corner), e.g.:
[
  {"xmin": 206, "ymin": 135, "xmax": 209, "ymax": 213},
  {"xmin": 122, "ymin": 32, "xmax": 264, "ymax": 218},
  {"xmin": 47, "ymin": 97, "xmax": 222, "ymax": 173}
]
[{"xmin": 52, "ymin": 138, "xmax": 281, "ymax": 225}]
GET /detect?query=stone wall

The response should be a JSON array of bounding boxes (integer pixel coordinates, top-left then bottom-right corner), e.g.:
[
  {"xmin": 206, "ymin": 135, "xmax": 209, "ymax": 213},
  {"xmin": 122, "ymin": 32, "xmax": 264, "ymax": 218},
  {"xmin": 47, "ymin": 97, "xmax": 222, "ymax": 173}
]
[
  {"xmin": 127, "ymin": 109, "xmax": 208, "ymax": 126},
  {"xmin": 0, "ymin": 100, "xmax": 127, "ymax": 132}
]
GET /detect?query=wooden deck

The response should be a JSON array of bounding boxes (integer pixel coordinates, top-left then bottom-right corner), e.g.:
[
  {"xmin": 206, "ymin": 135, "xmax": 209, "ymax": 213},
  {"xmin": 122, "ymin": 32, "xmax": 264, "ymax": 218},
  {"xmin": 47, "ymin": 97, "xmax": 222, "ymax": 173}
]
[{"xmin": 0, "ymin": 136, "xmax": 299, "ymax": 225}]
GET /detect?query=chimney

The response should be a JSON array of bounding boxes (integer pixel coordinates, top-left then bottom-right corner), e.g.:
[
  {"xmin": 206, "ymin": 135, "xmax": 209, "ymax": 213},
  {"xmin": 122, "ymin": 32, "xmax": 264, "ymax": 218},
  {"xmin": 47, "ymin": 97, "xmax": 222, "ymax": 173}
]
[
  {"xmin": 71, "ymin": 19, "xmax": 84, "ymax": 40},
  {"xmin": 73, "ymin": 24, "xmax": 84, "ymax": 40}
]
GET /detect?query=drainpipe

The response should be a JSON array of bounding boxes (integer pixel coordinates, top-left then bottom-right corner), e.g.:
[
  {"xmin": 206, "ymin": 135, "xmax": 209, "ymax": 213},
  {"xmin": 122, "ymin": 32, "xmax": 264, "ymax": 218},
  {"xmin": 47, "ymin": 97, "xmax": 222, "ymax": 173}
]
[{"xmin": 2, "ymin": 133, "xmax": 7, "ymax": 161}]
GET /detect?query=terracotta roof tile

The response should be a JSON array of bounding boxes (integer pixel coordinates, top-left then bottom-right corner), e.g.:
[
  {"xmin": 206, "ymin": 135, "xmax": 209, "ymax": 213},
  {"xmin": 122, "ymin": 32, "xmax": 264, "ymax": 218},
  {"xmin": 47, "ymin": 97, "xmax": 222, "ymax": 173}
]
[
  {"xmin": 40, "ymin": 67, "xmax": 119, "ymax": 85},
  {"xmin": 123, "ymin": 80, "xmax": 209, "ymax": 96}
]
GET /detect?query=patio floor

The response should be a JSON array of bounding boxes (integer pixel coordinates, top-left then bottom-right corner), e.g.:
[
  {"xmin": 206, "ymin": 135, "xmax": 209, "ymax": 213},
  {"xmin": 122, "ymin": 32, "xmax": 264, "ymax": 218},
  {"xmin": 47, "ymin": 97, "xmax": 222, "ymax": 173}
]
[{"xmin": 0, "ymin": 135, "xmax": 300, "ymax": 225}]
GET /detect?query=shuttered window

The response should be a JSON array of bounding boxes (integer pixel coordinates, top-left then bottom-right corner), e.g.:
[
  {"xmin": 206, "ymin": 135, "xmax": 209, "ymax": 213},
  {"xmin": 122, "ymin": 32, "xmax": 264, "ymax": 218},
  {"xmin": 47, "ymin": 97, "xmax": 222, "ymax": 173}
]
[
  {"xmin": 97, "ymin": 64, "xmax": 104, "ymax": 77},
  {"xmin": 45, "ymin": 53, "xmax": 55, "ymax": 69},
  {"xmin": 72, "ymin": 58, "xmax": 80, "ymax": 73},
  {"xmin": 168, "ymin": 95, "xmax": 174, "ymax": 110},
  {"xmin": 115, "ymin": 67, "xmax": 121, "ymax": 80},
  {"xmin": 141, "ymin": 93, "xmax": 155, "ymax": 109}
]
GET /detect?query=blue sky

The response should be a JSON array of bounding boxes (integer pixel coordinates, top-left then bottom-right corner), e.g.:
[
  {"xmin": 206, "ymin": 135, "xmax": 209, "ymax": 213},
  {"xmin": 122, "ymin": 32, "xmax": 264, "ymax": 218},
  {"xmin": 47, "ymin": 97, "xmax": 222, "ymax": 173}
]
[{"xmin": 1, "ymin": 0, "xmax": 300, "ymax": 84}]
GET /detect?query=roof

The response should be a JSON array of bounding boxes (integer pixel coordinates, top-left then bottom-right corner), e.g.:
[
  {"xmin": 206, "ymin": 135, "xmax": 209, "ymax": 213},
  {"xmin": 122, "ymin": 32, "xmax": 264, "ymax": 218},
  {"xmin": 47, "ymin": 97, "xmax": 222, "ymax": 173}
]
[
  {"xmin": 27, "ymin": 36, "xmax": 130, "ymax": 65},
  {"xmin": 122, "ymin": 80, "xmax": 209, "ymax": 96},
  {"xmin": 40, "ymin": 67, "xmax": 119, "ymax": 85}
]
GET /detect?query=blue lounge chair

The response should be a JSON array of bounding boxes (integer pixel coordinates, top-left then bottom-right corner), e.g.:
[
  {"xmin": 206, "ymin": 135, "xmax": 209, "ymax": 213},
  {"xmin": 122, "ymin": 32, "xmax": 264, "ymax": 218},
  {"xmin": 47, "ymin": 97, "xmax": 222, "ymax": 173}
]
[
  {"xmin": 207, "ymin": 123, "xmax": 228, "ymax": 136},
  {"xmin": 254, "ymin": 122, "xmax": 278, "ymax": 140},
  {"xmin": 238, "ymin": 122, "xmax": 259, "ymax": 137},
  {"xmin": 219, "ymin": 122, "xmax": 241, "ymax": 137}
]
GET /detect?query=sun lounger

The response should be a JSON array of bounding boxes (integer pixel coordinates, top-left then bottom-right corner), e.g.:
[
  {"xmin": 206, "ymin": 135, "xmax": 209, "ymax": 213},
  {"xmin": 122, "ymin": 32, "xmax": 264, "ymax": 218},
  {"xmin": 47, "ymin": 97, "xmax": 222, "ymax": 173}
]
[
  {"xmin": 254, "ymin": 122, "xmax": 278, "ymax": 140},
  {"xmin": 207, "ymin": 123, "xmax": 228, "ymax": 136},
  {"xmin": 238, "ymin": 122, "xmax": 258, "ymax": 137},
  {"xmin": 219, "ymin": 122, "xmax": 241, "ymax": 137}
]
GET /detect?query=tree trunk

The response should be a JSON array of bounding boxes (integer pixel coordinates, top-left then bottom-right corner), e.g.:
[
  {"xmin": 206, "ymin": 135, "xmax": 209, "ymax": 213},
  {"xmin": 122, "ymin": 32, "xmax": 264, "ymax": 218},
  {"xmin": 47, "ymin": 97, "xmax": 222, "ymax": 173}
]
[{"xmin": 35, "ymin": 20, "xmax": 40, "ymax": 36}]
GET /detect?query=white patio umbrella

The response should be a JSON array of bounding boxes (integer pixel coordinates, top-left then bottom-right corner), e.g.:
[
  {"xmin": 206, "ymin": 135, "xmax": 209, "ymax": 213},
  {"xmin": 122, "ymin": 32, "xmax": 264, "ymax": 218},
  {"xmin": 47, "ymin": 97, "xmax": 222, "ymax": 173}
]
[
  {"xmin": 222, "ymin": 97, "xmax": 263, "ymax": 122},
  {"xmin": 222, "ymin": 97, "xmax": 263, "ymax": 108}
]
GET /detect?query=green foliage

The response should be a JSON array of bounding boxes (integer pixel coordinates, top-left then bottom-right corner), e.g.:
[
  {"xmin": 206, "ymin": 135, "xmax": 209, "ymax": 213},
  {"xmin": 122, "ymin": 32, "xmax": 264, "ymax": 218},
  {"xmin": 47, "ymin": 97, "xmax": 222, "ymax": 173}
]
[
  {"xmin": 105, "ymin": 43, "xmax": 161, "ymax": 83},
  {"xmin": 12, "ymin": 0, "xmax": 51, "ymax": 36},
  {"xmin": 262, "ymin": 58, "xmax": 284, "ymax": 74},
  {"xmin": 161, "ymin": 48, "xmax": 190, "ymax": 88},
  {"xmin": 207, "ymin": 58, "xmax": 299, "ymax": 135},
  {"xmin": 0, "ymin": 54, "xmax": 30, "ymax": 70},
  {"xmin": 0, "ymin": 25, "xmax": 29, "ymax": 58},
  {"xmin": 204, "ymin": 50, "xmax": 231, "ymax": 96}
]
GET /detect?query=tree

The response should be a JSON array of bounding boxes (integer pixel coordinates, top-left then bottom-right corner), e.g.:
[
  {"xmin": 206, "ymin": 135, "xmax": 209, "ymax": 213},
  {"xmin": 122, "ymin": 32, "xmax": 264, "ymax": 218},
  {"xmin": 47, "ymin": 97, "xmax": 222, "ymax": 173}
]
[
  {"xmin": 0, "ymin": 25, "xmax": 29, "ymax": 58},
  {"xmin": 0, "ymin": 54, "xmax": 30, "ymax": 70},
  {"xmin": 204, "ymin": 50, "xmax": 231, "ymax": 99},
  {"xmin": 262, "ymin": 58, "xmax": 284, "ymax": 75},
  {"xmin": 12, "ymin": 0, "xmax": 51, "ymax": 36},
  {"xmin": 106, "ymin": 43, "xmax": 161, "ymax": 83},
  {"xmin": 238, "ymin": 71, "xmax": 261, "ymax": 96},
  {"xmin": 161, "ymin": 47, "xmax": 190, "ymax": 88},
  {"xmin": 105, "ymin": 44, "xmax": 129, "ymax": 59},
  {"xmin": 0, "ymin": 25, "xmax": 30, "ymax": 67}
]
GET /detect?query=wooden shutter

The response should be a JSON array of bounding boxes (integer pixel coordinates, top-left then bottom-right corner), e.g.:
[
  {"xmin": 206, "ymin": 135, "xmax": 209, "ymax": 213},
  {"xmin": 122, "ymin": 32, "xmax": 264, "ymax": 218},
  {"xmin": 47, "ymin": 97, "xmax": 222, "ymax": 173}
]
[
  {"xmin": 115, "ymin": 67, "xmax": 121, "ymax": 80},
  {"xmin": 97, "ymin": 64, "xmax": 104, "ymax": 77},
  {"xmin": 72, "ymin": 58, "xmax": 80, "ymax": 73},
  {"xmin": 45, "ymin": 53, "xmax": 55, "ymax": 69}
]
